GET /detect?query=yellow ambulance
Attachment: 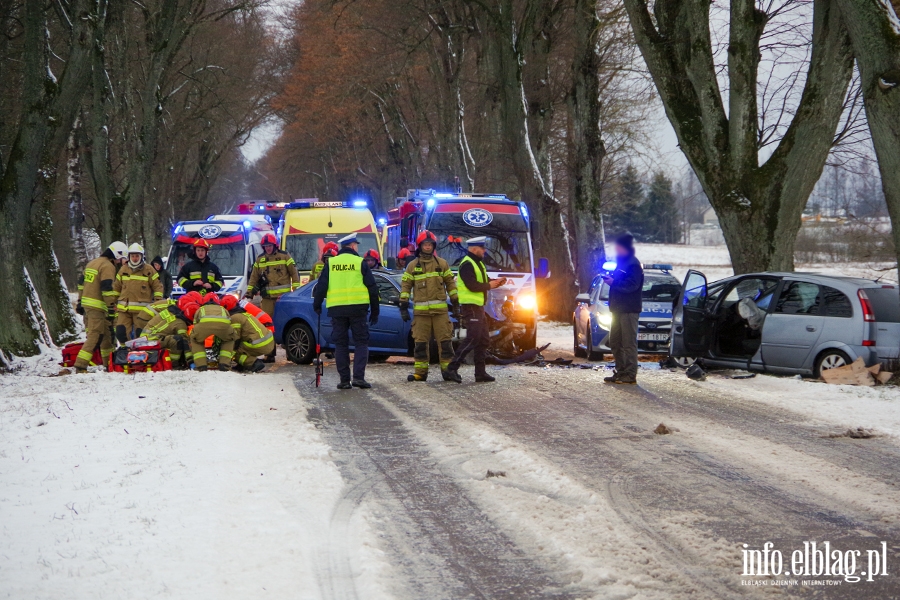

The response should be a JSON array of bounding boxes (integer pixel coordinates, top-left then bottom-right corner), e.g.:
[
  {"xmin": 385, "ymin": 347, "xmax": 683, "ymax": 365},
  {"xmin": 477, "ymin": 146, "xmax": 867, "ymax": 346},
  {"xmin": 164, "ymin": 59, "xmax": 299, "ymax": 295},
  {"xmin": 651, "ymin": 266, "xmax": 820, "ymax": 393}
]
[{"xmin": 278, "ymin": 199, "xmax": 382, "ymax": 284}]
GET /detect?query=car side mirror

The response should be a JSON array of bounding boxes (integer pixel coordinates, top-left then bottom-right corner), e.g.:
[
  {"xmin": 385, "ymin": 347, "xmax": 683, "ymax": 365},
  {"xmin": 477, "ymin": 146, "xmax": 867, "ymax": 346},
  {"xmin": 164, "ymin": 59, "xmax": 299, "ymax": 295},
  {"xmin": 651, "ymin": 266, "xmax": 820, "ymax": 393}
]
[
  {"xmin": 575, "ymin": 293, "xmax": 590, "ymax": 303},
  {"xmin": 535, "ymin": 257, "xmax": 550, "ymax": 279}
]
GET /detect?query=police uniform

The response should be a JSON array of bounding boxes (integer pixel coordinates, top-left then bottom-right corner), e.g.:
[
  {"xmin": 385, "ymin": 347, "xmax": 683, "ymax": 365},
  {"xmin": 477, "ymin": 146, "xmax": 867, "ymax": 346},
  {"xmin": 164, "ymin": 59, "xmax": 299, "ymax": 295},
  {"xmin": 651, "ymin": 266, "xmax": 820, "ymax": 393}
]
[
  {"xmin": 114, "ymin": 261, "xmax": 163, "ymax": 342},
  {"xmin": 400, "ymin": 249, "xmax": 458, "ymax": 380},
  {"xmin": 190, "ymin": 302, "xmax": 237, "ymax": 370},
  {"xmin": 312, "ymin": 234, "xmax": 379, "ymax": 388},
  {"xmin": 447, "ymin": 237, "xmax": 496, "ymax": 382},
  {"xmin": 143, "ymin": 306, "xmax": 190, "ymax": 368},
  {"xmin": 74, "ymin": 248, "xmax": 122, "ymax": 370}
]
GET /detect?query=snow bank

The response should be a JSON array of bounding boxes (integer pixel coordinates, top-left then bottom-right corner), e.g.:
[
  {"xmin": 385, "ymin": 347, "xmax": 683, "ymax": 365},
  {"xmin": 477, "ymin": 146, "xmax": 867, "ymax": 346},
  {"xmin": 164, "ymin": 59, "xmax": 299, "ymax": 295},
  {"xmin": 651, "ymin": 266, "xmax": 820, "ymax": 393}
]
[{"xmin": 0, "ymin": 370, "xmax": 386, "ymax": 599}]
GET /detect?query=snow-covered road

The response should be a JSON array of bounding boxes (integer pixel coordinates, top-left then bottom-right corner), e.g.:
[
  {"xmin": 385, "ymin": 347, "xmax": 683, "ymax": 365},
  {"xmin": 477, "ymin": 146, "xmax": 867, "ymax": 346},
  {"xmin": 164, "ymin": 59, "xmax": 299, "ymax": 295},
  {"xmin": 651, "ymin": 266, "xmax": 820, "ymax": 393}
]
[{"xmin": 3, "ymin": 346, "xmax": 900, "ymax": 598}]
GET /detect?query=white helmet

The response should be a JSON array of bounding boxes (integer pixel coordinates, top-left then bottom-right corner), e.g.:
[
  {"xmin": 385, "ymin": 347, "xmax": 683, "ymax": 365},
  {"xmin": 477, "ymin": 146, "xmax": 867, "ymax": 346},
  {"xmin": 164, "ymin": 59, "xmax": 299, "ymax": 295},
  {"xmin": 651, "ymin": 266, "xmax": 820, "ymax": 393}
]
[
  {"xmin": 108, "ymin": 241, "xmax": 128, "ymax": 261},
  {"xmin": 128, "ymin": 243, "xmax": 145, "ymax": 255}
]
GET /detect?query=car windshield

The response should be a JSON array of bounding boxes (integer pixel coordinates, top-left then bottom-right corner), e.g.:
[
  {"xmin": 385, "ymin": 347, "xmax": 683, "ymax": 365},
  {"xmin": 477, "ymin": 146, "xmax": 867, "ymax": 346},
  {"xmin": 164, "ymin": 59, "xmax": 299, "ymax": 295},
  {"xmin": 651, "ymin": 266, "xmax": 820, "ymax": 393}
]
[
  {"xmin": 598, "ymin": 272, "xmax": 680, "ymax": 302},
  {"xmin": 284, "ymin": 233, "xmax": 379, "ymax": 271},
  {"xmin": 432, "ymin": 231, "xmax": 532, "ymax": 272},
  {"xmin": 168, "ymin": 241, "xmax": 246, "ymax": 277}
]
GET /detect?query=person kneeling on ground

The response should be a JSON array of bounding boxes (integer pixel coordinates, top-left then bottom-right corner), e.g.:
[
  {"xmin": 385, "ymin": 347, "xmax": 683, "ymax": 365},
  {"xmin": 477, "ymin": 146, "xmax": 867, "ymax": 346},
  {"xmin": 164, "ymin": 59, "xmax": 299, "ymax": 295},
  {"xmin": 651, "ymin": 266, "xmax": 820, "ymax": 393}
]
[
  {"xmin": 221, "ymin": 295, "xmax": 274, "ymax": 373},
  {"xmin": 601, "ymin": 234, "xmax": 644, "ymax": 385},
  {"xmin": 143, "ymin": 298, "xmax": 191, "ymax": 369},
  {"xmin": 189, "ymin": 294, "xmax": 236, "ymax": 372}
]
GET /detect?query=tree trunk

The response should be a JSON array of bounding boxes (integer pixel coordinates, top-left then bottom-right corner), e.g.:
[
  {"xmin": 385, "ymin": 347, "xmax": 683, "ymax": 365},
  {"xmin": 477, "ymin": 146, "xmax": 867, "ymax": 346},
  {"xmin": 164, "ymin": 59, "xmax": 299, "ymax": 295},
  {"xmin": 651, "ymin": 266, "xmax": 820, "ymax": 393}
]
[
  {"xmin": 67, "ymin": 117, "xmax": 89, "ymax": 272},
  {"xmin": 835, "ymin": 0, "xmax": 900, "ymax": 280}
]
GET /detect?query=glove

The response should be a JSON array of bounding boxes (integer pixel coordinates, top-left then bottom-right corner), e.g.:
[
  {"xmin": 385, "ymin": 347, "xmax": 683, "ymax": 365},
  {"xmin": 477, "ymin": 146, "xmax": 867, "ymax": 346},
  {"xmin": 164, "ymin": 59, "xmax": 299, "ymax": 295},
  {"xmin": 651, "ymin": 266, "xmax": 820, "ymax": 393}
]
[
  {"xmin": 369, "ymin": 309, "xmax": 379, "ymax": 325},
  {"xmin": 75, "ymin": 301, "xmax": 84, "ymax": 315},
  {"xmin": 450, "ymin": 301, "xmax": 460, "ymax": 321},
  {"xmin": 400, "ymin": 308, "xmax": 410, "ymax": 322}
]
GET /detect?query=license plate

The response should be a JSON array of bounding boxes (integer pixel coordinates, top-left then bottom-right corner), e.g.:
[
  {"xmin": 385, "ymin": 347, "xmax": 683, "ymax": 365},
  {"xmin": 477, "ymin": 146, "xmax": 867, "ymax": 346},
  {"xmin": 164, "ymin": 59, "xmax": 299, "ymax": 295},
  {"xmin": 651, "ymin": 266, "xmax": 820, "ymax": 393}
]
[{"xmin": 638, "ymin": 333, "xmax": 669, "ymax": 342}]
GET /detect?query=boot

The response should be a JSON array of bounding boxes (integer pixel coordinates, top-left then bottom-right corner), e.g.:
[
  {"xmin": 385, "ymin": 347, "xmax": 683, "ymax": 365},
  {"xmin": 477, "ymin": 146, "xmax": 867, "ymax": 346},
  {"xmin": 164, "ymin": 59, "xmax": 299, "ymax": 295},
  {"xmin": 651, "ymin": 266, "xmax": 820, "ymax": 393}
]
[
  {"xmin": 474, "ymin": 373, "xmax": 495, "ymax": 383},
  {"xmin": 603, "ymin": 372, "xmax": 619, "ymax": 384},
  {"xmin": 407, "ymin": 373, "xmax": 427, "ymax": 382},
  {"xmin": 218, "ymin": 364, "xmax": 231, "ymax": 372},
  {"xmin": 337, "ymin": 381, "xmax": 352, "ymax": 390},
  {"xmin": 351, "ymin": 379, "xmax": 371, "ymax": 389},
  {"xmin": 614, "ymin": 375, "xmax": 637, "ymax": 385},
  {"xmin": 250, "ymin": 359, "xmax": 266, "ymax": 373},
  {"xmin": 442, "ymin": 370, "xmax": 462, "ymax": 383},
  {"xmin": 75, "ymin": 367, "xmax": 89, "ymax": 374},
  {"xmin": 196, "ymin": 366, "xmax": 208, "ymax": 372},
  {"xmin": 263, "ymin": 352, "xmax": 276, "ymax": 364}
]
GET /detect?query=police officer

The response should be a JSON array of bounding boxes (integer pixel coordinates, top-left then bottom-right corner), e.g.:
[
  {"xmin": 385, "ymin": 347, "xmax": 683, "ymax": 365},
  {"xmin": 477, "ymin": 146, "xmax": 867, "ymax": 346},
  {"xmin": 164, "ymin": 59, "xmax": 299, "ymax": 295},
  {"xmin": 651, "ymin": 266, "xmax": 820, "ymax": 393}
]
[
  {"xmin": 312, "ymin": 233, "xmax": 379, "ymax": 389},
  {"xmin": 310, "ymin": 242, "xmax": 339, "ymax": 281},
  {"xmin": 445, "ymin": 237, "xmax": 507, "ymax": 382},
  {"xmin": 177, "ymin": 238, "xmax": 224, "ymax": 295},
  {"xmin": 245, "ymin": 232, "xmax": 300, "ymax": 362},
  {"xmin": 399, "ymin": 230, "xmax": 458, "ymax": 382},
  {"xmin": 73, "ymin": 241, "xmax": 128, "ymax": 372},
  {"xmin": 113, "ymin": 243, "xmax": 163, "ymax": 343}
]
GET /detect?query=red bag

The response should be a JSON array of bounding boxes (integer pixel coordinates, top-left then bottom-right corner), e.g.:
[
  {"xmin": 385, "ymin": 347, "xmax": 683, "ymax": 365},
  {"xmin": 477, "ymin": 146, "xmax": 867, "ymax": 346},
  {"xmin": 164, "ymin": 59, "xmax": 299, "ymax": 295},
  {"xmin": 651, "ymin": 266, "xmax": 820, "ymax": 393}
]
[
  {"xmin": 108, "ymin": 343, "xmax": 172, "ymax": 373},
  {"xmin": 60, "ymin": 342, "xmax": 102, "ymax": 367}
]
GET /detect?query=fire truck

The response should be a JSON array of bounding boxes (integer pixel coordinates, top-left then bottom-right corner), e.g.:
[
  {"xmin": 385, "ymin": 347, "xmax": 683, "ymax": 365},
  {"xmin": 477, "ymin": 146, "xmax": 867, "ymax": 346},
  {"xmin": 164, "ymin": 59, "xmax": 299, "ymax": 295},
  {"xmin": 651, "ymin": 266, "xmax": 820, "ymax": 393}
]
[{"xmin": 387, "ymin": 189, "xmax": 550, "ymax": 352}]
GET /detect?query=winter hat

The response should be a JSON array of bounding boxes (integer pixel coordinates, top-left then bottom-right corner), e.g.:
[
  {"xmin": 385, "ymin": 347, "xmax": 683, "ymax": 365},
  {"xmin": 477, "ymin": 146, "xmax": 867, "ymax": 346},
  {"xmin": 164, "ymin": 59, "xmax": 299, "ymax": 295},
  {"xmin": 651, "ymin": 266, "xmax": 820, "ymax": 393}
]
[{"xmin": 615, "ymin": 233, "xmax": 634, "ymax": 250}]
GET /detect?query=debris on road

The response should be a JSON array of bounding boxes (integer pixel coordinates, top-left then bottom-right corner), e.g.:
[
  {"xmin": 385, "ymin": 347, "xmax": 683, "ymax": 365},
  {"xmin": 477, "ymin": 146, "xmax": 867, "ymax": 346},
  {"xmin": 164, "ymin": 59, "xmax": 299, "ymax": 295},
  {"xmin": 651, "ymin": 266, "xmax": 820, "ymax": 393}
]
[
  {"xmin": 486, "ymin": 469, "xmax": 507, "ymax": 478},
  {"xmin": 686, "ymin": 363, "xmax": 707, "ymax": 381},
  {"xmin": 820, "ymin": 357, "xmax": 892, "ymax": 386},
  {"xmin": 654, "ymin": 423, "xmax": 672, "ymax": 435},
  {"xmin": 828, "ymin": 427, "xmax": 877, "ymax": 439}
]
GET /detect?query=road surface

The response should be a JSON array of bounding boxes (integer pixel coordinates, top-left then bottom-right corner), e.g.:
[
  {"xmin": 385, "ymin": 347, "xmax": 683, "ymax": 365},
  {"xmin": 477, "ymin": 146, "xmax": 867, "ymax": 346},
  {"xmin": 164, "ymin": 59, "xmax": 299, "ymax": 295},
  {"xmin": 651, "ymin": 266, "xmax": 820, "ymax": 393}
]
[{"xmin": 290, "ymin": 360, "xmax": 900, "ymax": 599}]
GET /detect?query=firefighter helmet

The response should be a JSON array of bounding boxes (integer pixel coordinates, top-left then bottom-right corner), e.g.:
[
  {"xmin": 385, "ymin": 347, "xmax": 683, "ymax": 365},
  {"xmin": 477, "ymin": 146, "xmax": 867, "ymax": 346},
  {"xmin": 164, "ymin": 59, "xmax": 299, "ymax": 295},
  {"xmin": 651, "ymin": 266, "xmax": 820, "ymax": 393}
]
[
  {"xmin": 201, "ymin": 292, "xmax": 220, "ymax": 305},
  {"xmin": 397, "ymin": 247, "xmax": 412, "ymax": 259},
  {"xmin": 416, "ymin": 230, "xmax": 437, "ymax": 246},
  {"xmin": 192, "ymin": 238, "xmax": 212, "ymax": 250},
  {"xmin": 261, "ymin": 233, "xmax": 278, "ymax": 247},
  {"xmin": 108, "ymin": 241, "xmax": 128, "ymax": 261},
  {"xmin": 219, "ymin": 295, "xmax": 239, "ymax": 311},
  {"xmin": 181, "ymin": 302, "xmax": 200, "ymax": 322},
  {"xmin": 322, "ymin": 242, "xmax": 339, "ymax": 258},
  {"xmin": 365, "ymin": 249, "xmax": 381, "ymax": 261},
  {"xmin": 127, "ymin": 243, "xmax": 144, "ymax": 255}
]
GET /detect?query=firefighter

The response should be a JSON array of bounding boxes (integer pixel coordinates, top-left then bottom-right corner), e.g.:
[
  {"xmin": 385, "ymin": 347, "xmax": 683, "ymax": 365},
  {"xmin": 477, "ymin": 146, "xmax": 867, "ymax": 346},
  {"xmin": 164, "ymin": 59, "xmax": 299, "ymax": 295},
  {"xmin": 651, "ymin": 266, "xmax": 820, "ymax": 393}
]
[
  {"xmin": 238, "ymin": 298, "xmax": 275, "ymax": 333},
  {"xmin": 364, "ymin": 249, "xmax": 384, "ymax": 271},
  {"xmin": 396, "ymin": 247, "xmax": 412, "ymax": 270},
  {"xmin": 177, "ymin": 238, "xmax": 224, "ymax": 295},
  {"xmin": 143, "ymin": 299, "xmax": 191, "ymax": 369},
  {"xmin": 113, "ymin": 243, "xmax": 163, "ymax": 343},
  {"xmin": 73, "ymin": 241, "xmax": 128, "ymax": 372},
  {"xmin": 188, "ymin": 294, "xmax": 236, "ymax": 371},
  {"xmin": 135, "ymin": 297, "xmax": 176, "ymax": 333},
  {"xmin": 221, "ymin": 295, "xmax": 274, "ymax": 373},
  {"xmin": 312, "ymin": 233, "xmax": 379, "ymax": 389},
  {"xmin": 400, "ymin": 230, "xmax": 459, "ymax": 382},
  {"xmin": 445, "ymin": 237, "xmax": 507, "ymax": 383},
  {"xmin": 310, "ymin": 242, "xmax": 339, "ymax": 281},
  {"xmin": 245, "ymin": 232, "xmax": 300, "ymax": 362}
]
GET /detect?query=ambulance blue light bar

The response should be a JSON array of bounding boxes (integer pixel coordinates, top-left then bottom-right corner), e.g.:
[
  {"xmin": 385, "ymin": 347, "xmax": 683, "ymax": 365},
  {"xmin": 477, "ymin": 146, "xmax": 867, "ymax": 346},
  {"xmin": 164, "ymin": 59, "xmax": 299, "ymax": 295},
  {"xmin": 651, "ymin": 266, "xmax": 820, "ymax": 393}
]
[
  {"xmin": 644, "ymin": 263, "xmax": 673, "ymax": 272},
  {"xmin": 284, "ymin": 200, "xmax": 364, "ymax": 210}
]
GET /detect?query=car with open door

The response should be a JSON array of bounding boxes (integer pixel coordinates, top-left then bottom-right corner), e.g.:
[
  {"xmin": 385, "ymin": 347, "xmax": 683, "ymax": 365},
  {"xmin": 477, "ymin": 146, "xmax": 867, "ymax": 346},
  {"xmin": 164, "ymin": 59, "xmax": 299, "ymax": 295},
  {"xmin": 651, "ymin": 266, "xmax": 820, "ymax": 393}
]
[{"xmin": 670, "ymin": 270, "xmax": 896, "ymax": 377}]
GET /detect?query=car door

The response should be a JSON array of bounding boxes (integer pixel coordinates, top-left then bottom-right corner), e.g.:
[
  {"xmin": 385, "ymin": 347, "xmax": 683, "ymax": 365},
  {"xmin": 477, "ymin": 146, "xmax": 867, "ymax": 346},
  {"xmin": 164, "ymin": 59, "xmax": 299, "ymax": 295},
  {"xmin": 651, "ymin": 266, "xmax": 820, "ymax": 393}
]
[
  {"xmin": 368, "ymin": 275, "xmax": 407, "ymax": 351},
  {"xmin": 760, "ymin": 279, "xmax": 824, "ymax": 371},
  {"xmin": 574, "ymin": 275, "xmax": 601, "ymax": 350},
  {"xmin": 671, "ymin": 270, "xmax": 714, "ymax": 357}
]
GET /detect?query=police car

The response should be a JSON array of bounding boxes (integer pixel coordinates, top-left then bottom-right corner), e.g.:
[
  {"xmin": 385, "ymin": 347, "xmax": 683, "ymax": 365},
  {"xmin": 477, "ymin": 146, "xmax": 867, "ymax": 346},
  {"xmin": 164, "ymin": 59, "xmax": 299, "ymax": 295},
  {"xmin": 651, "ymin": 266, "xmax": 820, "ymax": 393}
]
[{"xmin": 573, "ymin": 264, "xmax": 681, "ymax": 360}]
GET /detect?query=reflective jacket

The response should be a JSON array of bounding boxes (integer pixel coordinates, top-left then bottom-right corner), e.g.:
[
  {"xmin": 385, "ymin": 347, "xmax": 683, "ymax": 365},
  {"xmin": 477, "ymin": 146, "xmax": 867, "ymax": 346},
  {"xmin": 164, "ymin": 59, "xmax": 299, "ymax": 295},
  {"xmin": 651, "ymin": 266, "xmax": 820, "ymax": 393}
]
[
  {"xmin": 400, "ymin": 252, "xmax": 457, "ymax": 314},
  {"xmin": 456, "ymin": 254, "xmax": 489, "ymax": 306},
  {"xmin": 177, "ymin": 256, "xmax": 224, "ymax": 293},
  {"xmin": 230, "ymin": 312, "xmax": 274, "ymax": 352},
  {"xmin": 144, "ymin": 309, "xmax": 189, "ymax": 340},
  {"xmin": 237, "ymin": 299, "xmax": 275, "ymax": 332},
  {"xmin": 114, "ymin": 263, "xmax": 163, "ymax": 312},
  {"xmin": 78, "ymin": 256, "xmax": 119, "ymax": 313},
  {"xmin": 193, "ymin": 303, "xmax": 231, "ymax": 325},
  {"xmin": 247, "ymin": 250, "xmax": 300, "ymax": 298},
  {"xmin": 139, "ymin": 298, "xmax": 177, "ymax": 324}
]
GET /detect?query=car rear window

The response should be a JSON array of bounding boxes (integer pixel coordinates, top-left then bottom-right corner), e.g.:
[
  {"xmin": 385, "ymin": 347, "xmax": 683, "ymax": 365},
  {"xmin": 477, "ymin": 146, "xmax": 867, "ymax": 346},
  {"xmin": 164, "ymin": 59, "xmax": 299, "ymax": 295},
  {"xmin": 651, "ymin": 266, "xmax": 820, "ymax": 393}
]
[
  {"xmin": 865, "ymin": 287, "xmax": 900, "ymax": 323},
  {"xmin": 821, "ymin": 286, "xmax": 853, "ymax": 318}
]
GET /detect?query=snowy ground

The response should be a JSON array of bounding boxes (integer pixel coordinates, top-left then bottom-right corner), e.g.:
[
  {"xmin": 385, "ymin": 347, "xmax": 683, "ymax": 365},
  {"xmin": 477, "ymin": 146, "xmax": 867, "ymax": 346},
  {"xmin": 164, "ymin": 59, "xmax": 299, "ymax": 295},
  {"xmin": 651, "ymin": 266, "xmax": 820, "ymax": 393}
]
[{"xmin": 0, "ymin": 367, "xmax": 389, "ymax": 599}]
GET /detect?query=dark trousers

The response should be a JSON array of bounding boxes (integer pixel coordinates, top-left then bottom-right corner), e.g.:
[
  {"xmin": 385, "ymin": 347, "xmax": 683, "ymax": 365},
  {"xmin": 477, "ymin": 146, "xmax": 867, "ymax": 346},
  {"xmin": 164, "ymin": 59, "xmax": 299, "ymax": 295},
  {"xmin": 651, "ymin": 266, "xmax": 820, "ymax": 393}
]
[
  {"xmin": 448, "ymin": 305, "xmax": 489, "ymax": 376},
  {"xmin": 331, "ymin": 315, "xmax": 369, "ymax": 382},
  {"xmin": 608, "ymin": 312, "xmax": 639, "ymax": 379}
]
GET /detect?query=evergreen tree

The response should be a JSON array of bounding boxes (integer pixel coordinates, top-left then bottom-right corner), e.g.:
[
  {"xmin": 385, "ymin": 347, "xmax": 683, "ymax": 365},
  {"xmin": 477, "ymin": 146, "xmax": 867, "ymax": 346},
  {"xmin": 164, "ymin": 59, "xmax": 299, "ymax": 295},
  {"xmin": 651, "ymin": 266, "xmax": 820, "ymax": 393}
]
[
  {"xmin": 607, "ymin": 165, "xmax": 645, "ymax": 236},
  {"xmin": 645, "ymin": 172, "xmax": 679, "ymax": 243}
]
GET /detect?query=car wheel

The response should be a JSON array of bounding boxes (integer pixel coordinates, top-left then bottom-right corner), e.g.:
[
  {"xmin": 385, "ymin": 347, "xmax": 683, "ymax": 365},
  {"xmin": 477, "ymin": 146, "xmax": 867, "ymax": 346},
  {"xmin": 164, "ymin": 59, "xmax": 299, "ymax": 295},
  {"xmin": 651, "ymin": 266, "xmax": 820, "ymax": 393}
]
[
  {"xmin": 573, "ymin": 320, "xmax": 587, "ymax": 358},
  {"xmin": 814, "ymin": 349, "xmax": 851, "ymax": 379},
  {"xmin": 284, "ymin": 321, "xmax": 315, "ymax": 364},
  {"xmin": 586, "ymin": 329, "xmax": 604, "ymax": 361},
  {"xmin": 672, "ymin": 356, "xmax": 696, "ymax": 368}
]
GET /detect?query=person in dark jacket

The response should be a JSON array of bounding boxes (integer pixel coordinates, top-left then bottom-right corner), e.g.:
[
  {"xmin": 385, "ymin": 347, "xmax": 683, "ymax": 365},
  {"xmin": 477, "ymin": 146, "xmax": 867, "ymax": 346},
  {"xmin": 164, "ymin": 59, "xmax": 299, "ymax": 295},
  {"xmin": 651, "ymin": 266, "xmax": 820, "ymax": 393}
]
[
  {"xmin": 150, "ymin": 256, "xmax": 173, "ymax": 298},
  {"xmin": 601, "ymin": 234, "xmax": 644, "ymax": 384},
  {"xmin": 312, "ymin": 233, "xmax": 380, "ymax": 389},
  {"xmin": 176, "ymin": 238, "xmax": 224, "ymax": 295}
]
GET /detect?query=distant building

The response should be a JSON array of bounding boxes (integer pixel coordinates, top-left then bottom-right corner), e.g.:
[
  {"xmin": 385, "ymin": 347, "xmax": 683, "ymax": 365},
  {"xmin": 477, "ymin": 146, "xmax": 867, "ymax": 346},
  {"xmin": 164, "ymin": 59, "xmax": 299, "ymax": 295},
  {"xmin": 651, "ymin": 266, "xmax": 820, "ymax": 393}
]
[{"xmin": 701, "ymin": 205, "xmax": 719, "ymax": 225}]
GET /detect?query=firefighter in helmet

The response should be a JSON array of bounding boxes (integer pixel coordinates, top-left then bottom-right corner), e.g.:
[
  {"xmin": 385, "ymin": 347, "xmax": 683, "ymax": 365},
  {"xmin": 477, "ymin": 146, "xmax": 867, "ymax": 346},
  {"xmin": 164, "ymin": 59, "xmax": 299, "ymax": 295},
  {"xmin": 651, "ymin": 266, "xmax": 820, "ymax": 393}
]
[
  {"xmin": 245, "ymin": 232, "xmax": 300, "ymax": 362},
  {"xmin": 73, "ymin": 241, "xmax": 128, "ymax": 372},
  {"xmin": 176, "ymin": 238, "xmax": 224, "ymax": 295},
  {"xmin": 363, "ymin": 249, "xmax": 384, "ymax": 271},
  {"xmin": 310, "ymin": 242, "xmax": 339, "ymax": 281},
  {"xmin": 188, "ymin": 294, "xmax": 236, "ymax": 371},
  {"xmin": 221, "ymin": 295, "xmax": 274, "ymax": 373},
  {"xmin": 143, "ymin": 297, "xmax": 191, "ymax": 369},
  {"xmin": 399, "ymin": 230, "xmax": 459, "ymax": 382},
  {"xmin": 113, "ymin": 243, "xmax": 163, "ymax": 343}
]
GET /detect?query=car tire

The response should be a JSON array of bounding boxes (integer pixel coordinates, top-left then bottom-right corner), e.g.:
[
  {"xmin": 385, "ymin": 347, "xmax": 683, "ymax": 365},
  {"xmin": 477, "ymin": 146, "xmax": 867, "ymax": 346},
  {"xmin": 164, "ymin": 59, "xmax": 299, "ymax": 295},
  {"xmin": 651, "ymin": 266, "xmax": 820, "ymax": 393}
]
[
  {"xmin": 284, "ymin": 321, "xmax": 315, "ymax": 364},
  {"xmin": 573, "ymin": 320, "xmax": 587, "ymax": 358},
  {"xmin": 814, "ymin": 348, "xmax": 851, "ymax": 379},
  {"xmin": 672, "ymin": 356, "xmax": 696, "ymax": 368},
  {"xmin": 586, "ymin": 329, "xmax": 604, "ymax": 361}
]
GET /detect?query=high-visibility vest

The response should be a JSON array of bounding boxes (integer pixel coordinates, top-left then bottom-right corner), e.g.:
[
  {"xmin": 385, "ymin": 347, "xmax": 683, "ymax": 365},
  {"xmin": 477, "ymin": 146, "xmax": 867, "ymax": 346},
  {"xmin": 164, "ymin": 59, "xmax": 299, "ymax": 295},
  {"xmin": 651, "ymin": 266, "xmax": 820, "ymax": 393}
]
[
  {"xmin": 326, "ymin": 254, "xmax": 369, "ymax": 307},
  {"xmin": 456, "ymin": 255, "xmax": 486, "ymax": 306},
  {"xmin": 195, "ymin": 304, "xmax": 231, "ymax": 324}
]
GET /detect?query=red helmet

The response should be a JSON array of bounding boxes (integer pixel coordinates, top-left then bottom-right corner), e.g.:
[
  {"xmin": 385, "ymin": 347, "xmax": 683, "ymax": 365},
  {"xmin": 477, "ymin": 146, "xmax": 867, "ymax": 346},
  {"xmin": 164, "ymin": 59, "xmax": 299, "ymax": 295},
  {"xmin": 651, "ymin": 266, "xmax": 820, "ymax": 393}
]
[
  {"xmin": 177, "ymin": 291, "xmax": 203, "ymax": 310},
  {"xmin": 365, "ymin": 249, "xmax": 381, "ymax": 261},
  {"xmin": 416, "ymin": 230, "xmax": 437, "ymax": 246},
  {"xmin": 397, "ymin": 248, "xmax": 412, "ymax": 259},
  {"xmin": 181, "ymin": 302, "xmax": 200, "ymax": 322},
  {"xmin": 322, "ymin": 241, "xmax": 339, "ymax": 253},
  {"xmin": 193, "ymin": 238, "xmax": 212, "ymax": 250},
  {"xmin": 202, "ymin": 292, "xmax": 220, "ymax": 305},
  {"xmin": 261, "ymin": 233, "xmax": 278, "ymax": 247},
  {"xmin": 219, "ymin": 295, "xmax": 238, "ymax": 311}
]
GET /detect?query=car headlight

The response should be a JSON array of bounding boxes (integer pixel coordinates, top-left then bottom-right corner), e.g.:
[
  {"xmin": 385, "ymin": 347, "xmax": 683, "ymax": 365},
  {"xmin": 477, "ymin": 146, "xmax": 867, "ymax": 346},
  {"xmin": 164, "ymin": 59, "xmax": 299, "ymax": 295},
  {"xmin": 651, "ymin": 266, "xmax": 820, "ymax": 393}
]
[
  {"xmin": 597, "ymin": 313, "xmax": 612, "ymax": 329},
  {"xmin": 517, "ymin": 293, "xmax": 537, "ymax": 311}
]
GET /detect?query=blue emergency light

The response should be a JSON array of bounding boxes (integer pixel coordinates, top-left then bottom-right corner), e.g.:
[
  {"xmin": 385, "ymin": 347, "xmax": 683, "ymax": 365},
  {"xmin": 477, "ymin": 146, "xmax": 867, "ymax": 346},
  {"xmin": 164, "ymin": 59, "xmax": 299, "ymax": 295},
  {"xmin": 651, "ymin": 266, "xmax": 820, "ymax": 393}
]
[
  {"xmin": 242, "ymin": 220, "xmax": 252, "ymax": 230},
  {"xmin": 352, "ymin": 199, "xmax": 368, "ymax": 208},
  {"xmin": 425, "ymin": 198, "xmax": 436, "ymax": 209},
  {"xmin": 602, "ymin": 261, "xmax": 617, "ymax": 272}
]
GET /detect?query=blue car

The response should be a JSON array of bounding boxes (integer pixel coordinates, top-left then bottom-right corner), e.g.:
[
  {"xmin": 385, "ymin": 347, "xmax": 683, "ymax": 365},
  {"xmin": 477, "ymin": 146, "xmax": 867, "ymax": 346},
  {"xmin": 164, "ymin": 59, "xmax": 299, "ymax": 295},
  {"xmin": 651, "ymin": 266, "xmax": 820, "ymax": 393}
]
[
  {"xmin": 573, "ymin": 265, "xmax": 681, "ymax": 360},
  {"xmin": 274, "ymin": 271, "xmax": 414, "ymax": 364}
]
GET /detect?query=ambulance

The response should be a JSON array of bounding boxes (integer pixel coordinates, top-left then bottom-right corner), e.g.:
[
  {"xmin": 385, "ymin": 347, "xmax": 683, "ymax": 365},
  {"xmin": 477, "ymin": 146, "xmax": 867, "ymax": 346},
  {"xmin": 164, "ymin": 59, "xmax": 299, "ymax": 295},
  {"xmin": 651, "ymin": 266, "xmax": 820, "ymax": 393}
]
[
  {"xmin": 278, "ymin": 199, "xmax": 382, "ymax": 285},
  {"xmin": 167, "ymin": 216, "xmax": 274, "ymax": 299}
]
